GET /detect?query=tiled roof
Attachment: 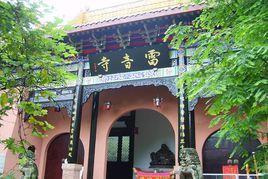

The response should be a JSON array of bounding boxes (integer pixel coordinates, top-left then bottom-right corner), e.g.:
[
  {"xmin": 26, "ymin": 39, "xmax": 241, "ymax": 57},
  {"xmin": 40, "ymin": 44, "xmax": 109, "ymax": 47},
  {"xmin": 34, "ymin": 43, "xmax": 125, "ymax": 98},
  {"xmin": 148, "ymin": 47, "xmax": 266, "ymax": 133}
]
[{"xmin": 68, "ymin": 0, "xmax": 203, "ymax": 33}]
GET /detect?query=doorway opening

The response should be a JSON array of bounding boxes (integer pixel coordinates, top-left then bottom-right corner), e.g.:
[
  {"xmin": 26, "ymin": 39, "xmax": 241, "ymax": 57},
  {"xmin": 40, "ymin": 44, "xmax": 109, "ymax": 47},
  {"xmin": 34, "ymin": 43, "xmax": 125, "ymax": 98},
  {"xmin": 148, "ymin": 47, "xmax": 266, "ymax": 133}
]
[
  {"xmin": 106, "ymin": 109, "xmax": 175, "ymax": 179},
  {"xmin": 44, "ymin": 133, "xmax": 84, "ymax": 179},
  {"xmin": 202, "ymin": 131, "xmax": 260, "ymax": 174}
]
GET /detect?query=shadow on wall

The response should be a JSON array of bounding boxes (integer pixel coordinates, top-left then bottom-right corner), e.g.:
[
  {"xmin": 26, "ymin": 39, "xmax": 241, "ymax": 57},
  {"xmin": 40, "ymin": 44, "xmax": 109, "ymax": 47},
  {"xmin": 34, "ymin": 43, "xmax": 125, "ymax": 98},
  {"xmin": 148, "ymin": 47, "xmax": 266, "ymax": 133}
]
[
  {"xmin": 202, "ymin": 131, "xmax": 261, "ymax": 174},
  {"xmin": 133, "ymin": 109, "xmax": 175, "ymax": 169},
  {"xmin": 106, "ymin": 109, "xmax": 175, "ymax": 179}
]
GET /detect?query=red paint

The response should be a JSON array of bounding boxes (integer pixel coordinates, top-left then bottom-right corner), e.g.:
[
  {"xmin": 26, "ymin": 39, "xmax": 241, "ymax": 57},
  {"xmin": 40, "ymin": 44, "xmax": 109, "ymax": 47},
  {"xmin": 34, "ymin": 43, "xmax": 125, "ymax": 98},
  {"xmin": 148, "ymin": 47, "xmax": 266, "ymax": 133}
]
[
  {"xmin": 222, "ymin": 165, "xmax": 239, "ymax": 179},
  {"xmin": 44, "ymin": 133, "xmax": 84, "ymax": 179}
]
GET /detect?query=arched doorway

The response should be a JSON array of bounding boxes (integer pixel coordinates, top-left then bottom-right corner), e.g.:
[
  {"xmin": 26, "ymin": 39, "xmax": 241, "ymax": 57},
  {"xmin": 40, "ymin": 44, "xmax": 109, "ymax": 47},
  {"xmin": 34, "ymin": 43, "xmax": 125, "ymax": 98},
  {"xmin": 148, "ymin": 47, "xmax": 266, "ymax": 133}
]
[
  {"xmin": 106, "ymin": 109, "xmax": 175, "ymax": 179},
  {"xmin": 44, "ymin": 133, "xmax": 84, "ymax": 179},
  {"xmin": 202, "ymin": 131, "xmax": 261, "ymax": 174}
]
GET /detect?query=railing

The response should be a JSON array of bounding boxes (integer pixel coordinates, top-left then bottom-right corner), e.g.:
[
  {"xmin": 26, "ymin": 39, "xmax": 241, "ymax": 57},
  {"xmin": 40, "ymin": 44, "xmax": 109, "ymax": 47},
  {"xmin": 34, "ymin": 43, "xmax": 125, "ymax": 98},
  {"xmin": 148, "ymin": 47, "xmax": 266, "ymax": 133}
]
[{"xmin": 203, "ymin": 173, "xmax": 267, "ymax": 179}]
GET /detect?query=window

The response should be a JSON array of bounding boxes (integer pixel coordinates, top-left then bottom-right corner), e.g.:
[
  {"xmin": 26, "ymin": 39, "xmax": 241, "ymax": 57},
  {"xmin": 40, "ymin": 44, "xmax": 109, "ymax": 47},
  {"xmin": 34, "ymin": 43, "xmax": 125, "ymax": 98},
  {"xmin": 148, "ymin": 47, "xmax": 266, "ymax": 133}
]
[
  {"xmin": 121, "ymin": 136, "xmax": 130, "ymax": 162},
  {"xmin": 107, "ymin": 137, "xmax": 119, "ymax": 162},
  {"xmin": 107, "ymin": 136, "xmax": 130, "ymax": 162}
]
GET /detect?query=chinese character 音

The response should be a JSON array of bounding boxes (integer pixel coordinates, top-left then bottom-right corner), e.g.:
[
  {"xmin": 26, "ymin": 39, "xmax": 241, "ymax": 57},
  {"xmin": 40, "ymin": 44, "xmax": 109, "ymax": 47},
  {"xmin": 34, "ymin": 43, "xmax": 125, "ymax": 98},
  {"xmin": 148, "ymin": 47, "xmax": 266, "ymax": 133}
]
[
  {"xmin": 145, "ymin": 49, "xmax": 161, "ymax": 66},
  {"xmin": 98, "ymin": 56, "xmax": 110, "ymax": 72},
  {"xmin": 121, "ymin": 53, "xmax": 134, "ymax": 69}
]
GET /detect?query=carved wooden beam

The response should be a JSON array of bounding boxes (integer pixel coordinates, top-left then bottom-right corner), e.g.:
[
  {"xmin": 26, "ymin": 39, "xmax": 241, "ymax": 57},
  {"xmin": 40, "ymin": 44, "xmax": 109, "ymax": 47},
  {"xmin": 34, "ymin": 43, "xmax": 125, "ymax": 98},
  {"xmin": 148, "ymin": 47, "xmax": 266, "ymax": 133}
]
[
  {"xmin": 116, "ymin": 28, "xmax": 130, "ymax": 49},
  {"xmin": 91, "ymin": 32, "xmax": 106, "ymax": 52},
  {"xmin": 142, "ymin": 24, "xmax": 159, "ymax": 45}
]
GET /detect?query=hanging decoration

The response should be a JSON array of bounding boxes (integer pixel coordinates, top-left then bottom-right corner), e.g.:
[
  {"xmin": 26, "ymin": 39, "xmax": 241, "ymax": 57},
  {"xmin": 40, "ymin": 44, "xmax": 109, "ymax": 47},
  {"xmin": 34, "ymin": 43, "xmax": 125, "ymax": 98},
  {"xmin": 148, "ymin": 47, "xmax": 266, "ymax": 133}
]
[
  {"xmin": 103, "ymin": 101, "xmax": 112, "ymax": 110},
  {"xmin": 153, "ymin": 96, "xmax": 163, "ymax": 108}
]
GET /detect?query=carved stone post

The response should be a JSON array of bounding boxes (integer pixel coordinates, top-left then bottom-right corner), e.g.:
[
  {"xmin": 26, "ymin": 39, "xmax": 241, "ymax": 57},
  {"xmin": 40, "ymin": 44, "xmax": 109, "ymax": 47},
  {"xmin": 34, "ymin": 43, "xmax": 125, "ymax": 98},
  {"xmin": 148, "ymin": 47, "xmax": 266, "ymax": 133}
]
[{"xmin": 62, "ymin": 163, "xmax": 83, "ymax": 179}]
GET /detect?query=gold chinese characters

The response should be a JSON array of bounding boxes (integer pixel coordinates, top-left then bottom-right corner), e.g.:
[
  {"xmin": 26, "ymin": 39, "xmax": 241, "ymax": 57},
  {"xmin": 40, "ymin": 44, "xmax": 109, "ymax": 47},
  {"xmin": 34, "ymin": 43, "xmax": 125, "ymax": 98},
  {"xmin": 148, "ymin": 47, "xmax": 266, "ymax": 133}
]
[
  {"xmin": 98, "ymin": 56, "xmax": 110, "ymax": 72},
  {"xmin": 97, "ymin": 48, "xmax": 162, "ymax": 72},
  {"xmin": 145, "ymin": 49, "xmax": 161, "ymax": 66},
  {"xmin": 121, "ymin": 53, "xmax": 134, "ymax": 69}
]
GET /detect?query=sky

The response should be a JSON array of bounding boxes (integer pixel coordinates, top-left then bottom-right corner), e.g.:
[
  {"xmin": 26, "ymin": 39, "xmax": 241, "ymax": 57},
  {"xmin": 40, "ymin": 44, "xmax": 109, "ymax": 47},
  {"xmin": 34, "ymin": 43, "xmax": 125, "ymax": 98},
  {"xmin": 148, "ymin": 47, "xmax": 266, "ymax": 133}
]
[{"xmin": 39, "ymin": 0, "xmax": 139, "ymax": 23}]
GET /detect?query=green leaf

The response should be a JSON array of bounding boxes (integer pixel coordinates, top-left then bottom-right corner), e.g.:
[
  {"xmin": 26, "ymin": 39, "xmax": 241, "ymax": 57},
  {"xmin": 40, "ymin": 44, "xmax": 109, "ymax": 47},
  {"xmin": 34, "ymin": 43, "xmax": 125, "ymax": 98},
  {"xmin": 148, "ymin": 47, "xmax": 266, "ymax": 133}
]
[
  {"xmin": 0, "ymin": 93, "xmax": 8, "ymax": 106},
  {"xmin": 165, "ymin": 0, "xmax": 268, "ymax": 172}
]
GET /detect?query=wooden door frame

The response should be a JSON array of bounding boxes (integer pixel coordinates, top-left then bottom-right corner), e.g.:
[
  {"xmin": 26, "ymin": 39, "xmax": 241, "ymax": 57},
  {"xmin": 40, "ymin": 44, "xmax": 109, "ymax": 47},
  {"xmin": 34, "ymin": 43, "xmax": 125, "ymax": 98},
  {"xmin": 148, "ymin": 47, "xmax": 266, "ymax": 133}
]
[{"xmin": 106, "ymin": 111, "xmax": 136, "ymax": 178}]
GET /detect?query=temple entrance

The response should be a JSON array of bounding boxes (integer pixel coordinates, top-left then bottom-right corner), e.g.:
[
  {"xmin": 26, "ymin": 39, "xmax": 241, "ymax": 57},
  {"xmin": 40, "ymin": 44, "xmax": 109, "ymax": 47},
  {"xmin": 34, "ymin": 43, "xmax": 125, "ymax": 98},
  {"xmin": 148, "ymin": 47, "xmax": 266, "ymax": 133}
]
[
  {"xmin": 106, "ymin": 111, "xmax": 135, "ymax": 179},
  {"xmin": 202, "ymin": 131, "xmax": 261, "ymax": 174},
  {"xmin": 44, "ymin": 133, "xmax": 84, "ymax": 179},
  {"xmin": 106, "ymin": 109, "xmax": 175, "ymax": 179}
]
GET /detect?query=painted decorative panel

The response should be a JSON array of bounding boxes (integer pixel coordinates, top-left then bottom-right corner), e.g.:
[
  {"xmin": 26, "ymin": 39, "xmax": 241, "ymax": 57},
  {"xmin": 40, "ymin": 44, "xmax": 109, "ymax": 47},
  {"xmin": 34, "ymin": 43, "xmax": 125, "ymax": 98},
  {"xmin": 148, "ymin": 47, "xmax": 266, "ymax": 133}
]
[{"xmin": 89, "ymin": 43, "xmax": 170, "ymax": 75}]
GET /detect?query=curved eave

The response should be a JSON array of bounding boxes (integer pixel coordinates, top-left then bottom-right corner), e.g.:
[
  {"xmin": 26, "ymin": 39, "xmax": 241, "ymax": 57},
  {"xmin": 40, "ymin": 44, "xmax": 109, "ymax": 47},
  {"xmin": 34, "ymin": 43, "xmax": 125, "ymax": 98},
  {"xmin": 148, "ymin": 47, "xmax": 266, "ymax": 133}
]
[{"xmin": 68, "ymin": 4, "xmax": 204, "ymax": 35}]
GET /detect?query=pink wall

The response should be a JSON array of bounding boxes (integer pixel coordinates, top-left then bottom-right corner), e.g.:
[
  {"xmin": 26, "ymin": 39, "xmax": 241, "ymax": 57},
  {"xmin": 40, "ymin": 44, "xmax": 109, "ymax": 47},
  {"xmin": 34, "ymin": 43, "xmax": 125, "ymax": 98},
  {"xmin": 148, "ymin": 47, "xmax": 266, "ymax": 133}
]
[
  {"xmin": 0, "ymin": 109, "xmax": 18, "ymax": 153},
  {"xmin": 2, "ymin": 108, "xmax": 43, "ymax": 178},
  {"xmin": 194, "ymin": 98, "xmax": 220, "ymax": 165},
  {"xmin": 1, "ymin": 109, "xmax": 19, "ymax": 176},
  {"xmin": 2, "ymin": 86, "xmax": 218, "ymax": 179},
  {"xmin": 34, "ymin": 85, "xmax": 179, "ymax": 179},
  {"xmin": 34, "ymin": 96, "xmax": 93, "ymax": 179},
  {"xmin": 37, "ymin": 108, "xmax": 71, "ymax": 178},
  {"xmin": 92, "ymin": 86, "xmax": 179, "ymax": 179},
  {"xmin": 5, "ymin": 86, "xmax": 265, "ymax": 179}
]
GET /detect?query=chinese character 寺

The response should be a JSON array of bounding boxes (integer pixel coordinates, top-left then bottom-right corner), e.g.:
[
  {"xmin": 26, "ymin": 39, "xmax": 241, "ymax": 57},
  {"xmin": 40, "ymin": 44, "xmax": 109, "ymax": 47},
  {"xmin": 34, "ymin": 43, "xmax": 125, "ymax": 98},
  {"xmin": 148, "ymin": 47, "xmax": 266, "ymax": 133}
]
[
  {"xmin": 121, "ymin": 53, "xmax": 134, "ymax": 69},
  {"xmin": 145, "ymin": 49, "xmax": 161, "ymax": 66},
  {"xmin": 98, "ymin": 56, "xmax": 110, "ymax": 72}
]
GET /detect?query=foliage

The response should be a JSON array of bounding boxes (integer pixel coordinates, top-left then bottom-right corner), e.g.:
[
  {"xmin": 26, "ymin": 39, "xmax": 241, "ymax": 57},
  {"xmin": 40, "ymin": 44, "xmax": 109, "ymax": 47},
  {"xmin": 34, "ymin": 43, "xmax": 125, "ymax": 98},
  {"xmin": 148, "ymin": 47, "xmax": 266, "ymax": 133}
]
[
  {"xmin": 0, "ymin": 0, "xmax": 76, "ymax": 176},
  {"xmin": 165, "ymin": 0, "xmax": 267, "ymax": 172}
]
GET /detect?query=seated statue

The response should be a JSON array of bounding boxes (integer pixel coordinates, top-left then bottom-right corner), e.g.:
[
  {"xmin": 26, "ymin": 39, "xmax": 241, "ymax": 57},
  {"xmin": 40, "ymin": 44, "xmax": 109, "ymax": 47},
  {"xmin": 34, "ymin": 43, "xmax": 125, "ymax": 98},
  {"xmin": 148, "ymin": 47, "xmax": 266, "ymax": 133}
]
[{"xmin": 150, "ymin": 144, "xmax": 175, "ymax": 168}]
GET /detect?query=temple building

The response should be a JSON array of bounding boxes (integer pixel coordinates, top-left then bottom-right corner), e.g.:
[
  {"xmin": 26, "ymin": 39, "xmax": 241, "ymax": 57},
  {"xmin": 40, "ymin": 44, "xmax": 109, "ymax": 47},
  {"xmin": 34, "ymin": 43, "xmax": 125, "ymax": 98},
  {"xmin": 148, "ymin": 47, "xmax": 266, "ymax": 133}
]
[{"xmin": 0, "ymin": 0, "xmax": 266, "ymax": 178}]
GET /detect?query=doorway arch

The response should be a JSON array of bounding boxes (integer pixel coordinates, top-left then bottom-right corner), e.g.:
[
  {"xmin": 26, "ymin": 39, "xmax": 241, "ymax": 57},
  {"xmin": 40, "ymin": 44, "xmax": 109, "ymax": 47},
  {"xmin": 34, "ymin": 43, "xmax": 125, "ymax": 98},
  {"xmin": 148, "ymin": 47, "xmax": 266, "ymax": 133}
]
[
  {"xmin": 44, "ymin": 133, "xmax": 84, "ymax": 179},
  {"xmin": 106, "ymin": 109, "xmax": 175, "ymax": 179},
  {"xmin": 202, "ymin": 131, "xmax": 261, "ymax": 173}
]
